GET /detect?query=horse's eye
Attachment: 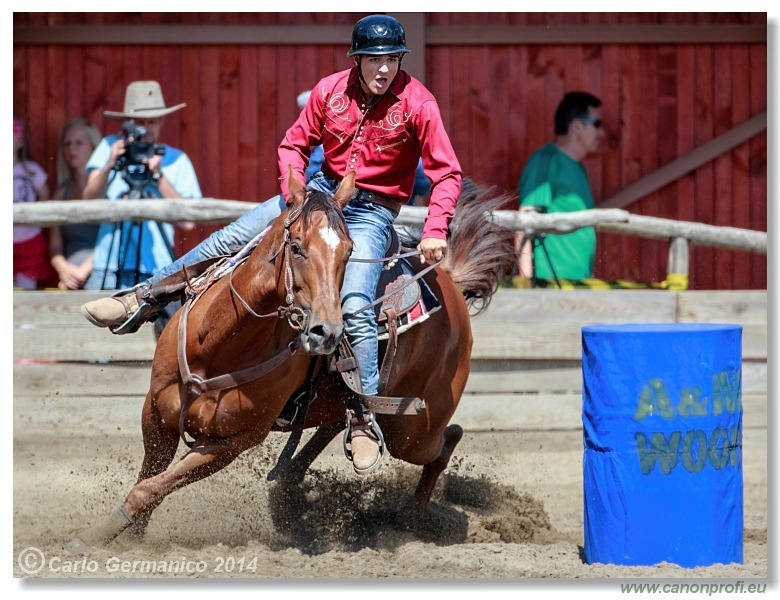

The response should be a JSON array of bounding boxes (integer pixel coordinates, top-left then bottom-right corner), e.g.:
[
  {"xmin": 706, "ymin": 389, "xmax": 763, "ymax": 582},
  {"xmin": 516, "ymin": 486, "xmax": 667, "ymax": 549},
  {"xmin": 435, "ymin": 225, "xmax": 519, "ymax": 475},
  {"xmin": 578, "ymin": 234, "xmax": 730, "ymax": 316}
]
[{"xmin": 291, "ymin": 242, "xmax": 304, "ymax": 257}]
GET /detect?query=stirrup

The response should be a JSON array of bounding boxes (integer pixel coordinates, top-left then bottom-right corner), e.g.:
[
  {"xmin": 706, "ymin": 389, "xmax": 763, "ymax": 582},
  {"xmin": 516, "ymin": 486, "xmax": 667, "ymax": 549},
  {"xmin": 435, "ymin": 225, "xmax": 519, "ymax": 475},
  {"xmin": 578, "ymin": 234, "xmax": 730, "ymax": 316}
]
[
  {"xmin": 343, "ymin": 408, "xmax": 385, "ymax": 472},
  {"xmin": 110, "ymin": 301, "xmax": 161, "ymax": 335},
  {"xmin": 108, "ymin": 284, "xmax": 162, "ymax": 335}
]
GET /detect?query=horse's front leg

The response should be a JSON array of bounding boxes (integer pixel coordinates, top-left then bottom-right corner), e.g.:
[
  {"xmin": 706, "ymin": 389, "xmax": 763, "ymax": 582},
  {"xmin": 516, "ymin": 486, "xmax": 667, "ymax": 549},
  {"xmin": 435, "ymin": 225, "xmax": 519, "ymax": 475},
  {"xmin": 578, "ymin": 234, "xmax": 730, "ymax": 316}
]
[
  {"xmin": 277, "ymin": 421, "xmax": 344, "ymax": 486},
  {"xmin": 71, "ymin": 431, "xmax": 257, "ymax": 548},
  {"xmin": 125, "ymin": 392, "xmax": 181, "ymax": 539}
]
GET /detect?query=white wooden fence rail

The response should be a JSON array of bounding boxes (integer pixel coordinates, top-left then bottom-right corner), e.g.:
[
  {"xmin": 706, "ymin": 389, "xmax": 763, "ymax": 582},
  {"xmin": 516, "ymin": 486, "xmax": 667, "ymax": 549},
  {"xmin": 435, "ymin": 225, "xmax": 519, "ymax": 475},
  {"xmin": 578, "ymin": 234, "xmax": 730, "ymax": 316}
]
[
  {"xmin": 13, "ymin": 289, "xmax": 767, "ymax": 432},
  {"xmin": 13, "ymin": 198, "xmax": 768, "ymax": 284}
]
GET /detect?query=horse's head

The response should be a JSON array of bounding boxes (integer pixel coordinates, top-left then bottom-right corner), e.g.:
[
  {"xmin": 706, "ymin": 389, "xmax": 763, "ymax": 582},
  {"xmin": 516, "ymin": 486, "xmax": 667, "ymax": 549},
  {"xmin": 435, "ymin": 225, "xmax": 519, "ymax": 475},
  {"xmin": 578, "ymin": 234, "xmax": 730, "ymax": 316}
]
[{"xmin": 281, "ymin": 166, "xmax": 354, "ymax": 355}]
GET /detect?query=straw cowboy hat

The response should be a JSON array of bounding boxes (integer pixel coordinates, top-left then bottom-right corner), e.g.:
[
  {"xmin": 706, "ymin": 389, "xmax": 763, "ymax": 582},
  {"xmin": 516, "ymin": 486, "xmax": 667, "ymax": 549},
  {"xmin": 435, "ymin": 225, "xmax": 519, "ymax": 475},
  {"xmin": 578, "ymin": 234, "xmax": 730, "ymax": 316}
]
[{"xmin": 104, "ymin": 81, "xmax": 186, "ymax": 120}]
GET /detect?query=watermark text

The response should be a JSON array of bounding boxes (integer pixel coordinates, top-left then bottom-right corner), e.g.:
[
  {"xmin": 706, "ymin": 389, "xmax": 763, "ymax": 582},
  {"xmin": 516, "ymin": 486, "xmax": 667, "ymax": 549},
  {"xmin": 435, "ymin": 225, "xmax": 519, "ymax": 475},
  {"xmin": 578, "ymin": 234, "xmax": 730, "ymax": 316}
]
[
  {"xmin": 17, "ymin": 547, "xmax": 259, "ymax": 576},
  {"xmin": 621, "ymin": 581, "xmax": 767, "ymax": 594}
]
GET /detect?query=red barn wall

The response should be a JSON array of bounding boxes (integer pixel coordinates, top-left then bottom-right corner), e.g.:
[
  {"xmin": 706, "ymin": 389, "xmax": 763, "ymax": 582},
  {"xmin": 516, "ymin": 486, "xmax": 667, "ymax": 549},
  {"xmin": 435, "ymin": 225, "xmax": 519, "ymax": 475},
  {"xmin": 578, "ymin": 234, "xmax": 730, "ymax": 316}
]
[{"xmin": 13, "ymin": 12, "xmax": 767, "ymax": 289}]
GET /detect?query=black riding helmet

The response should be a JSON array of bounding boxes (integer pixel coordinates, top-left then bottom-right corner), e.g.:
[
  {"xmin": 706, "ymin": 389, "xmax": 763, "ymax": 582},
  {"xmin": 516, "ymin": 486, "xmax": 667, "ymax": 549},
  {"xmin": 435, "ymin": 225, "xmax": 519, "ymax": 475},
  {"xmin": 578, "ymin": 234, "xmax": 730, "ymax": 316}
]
[{"xmin": 348, "ymin": 15, "xmax": 410, "ymax": 56}]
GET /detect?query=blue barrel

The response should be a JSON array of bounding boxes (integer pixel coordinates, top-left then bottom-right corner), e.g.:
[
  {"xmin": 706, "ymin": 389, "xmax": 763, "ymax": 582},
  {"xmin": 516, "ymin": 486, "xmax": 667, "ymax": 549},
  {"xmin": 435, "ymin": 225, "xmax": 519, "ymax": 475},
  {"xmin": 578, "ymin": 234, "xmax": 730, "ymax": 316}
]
[{"xmin": 582, "ymin": 323, "xmax": 743, "ymax": 567}]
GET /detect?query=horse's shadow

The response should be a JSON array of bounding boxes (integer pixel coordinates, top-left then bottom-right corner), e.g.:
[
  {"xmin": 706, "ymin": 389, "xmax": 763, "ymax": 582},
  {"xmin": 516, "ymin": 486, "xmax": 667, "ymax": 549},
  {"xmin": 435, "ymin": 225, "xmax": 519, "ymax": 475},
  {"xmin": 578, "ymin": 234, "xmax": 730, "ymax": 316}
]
[
  {"xmin": 266, "ymin": 466, "xmax": 469, "ymax": 554},
  {"xmin": 265, "ymin": 463, "xmax": 554, "ymax": 555}
]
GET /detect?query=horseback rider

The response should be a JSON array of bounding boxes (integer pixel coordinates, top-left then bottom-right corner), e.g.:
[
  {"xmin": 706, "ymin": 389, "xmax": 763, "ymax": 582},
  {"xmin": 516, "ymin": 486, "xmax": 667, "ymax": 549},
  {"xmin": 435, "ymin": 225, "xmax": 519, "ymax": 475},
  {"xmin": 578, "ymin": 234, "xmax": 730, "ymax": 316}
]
[{"xmin": 81, "ymin": 14, "xmax": 463, "ymax": 476}]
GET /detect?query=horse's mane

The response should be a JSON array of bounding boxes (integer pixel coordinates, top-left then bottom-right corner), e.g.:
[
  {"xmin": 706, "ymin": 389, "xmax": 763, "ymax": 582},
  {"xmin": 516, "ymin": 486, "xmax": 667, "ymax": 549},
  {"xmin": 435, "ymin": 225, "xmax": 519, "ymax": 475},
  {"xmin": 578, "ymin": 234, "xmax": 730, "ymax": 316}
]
[
  {"xmin": 441, "ymin": 178, "xmax": 516, "ymax": 316},
  {"xmin": 300, "ymin": 180, "xmax": 512, "ymax": 317},
  {"xmin": 301, "ymin": 187, "xmax": 350, "ymax": 237}
]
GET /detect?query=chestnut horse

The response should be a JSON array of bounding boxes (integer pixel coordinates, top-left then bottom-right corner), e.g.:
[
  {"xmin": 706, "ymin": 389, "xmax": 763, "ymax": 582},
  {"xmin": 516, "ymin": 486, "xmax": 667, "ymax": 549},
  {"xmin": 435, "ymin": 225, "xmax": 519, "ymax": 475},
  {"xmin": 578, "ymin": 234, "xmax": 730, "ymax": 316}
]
[{"xmin": 72, "ymin": 171, "xmax": 515, "ymax": 548}]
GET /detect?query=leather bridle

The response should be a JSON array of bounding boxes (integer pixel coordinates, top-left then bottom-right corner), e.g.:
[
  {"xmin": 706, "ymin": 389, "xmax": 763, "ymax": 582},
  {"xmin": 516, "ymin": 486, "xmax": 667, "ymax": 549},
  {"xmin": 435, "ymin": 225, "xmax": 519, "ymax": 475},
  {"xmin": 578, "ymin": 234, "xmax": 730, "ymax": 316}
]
[
  {"xmin": 227, "ymin": 197, "xmax": 311, "ymax": 333},
  {"xmin": 175, "ymin": 194, "xmax": 323, "ymax": 445}
]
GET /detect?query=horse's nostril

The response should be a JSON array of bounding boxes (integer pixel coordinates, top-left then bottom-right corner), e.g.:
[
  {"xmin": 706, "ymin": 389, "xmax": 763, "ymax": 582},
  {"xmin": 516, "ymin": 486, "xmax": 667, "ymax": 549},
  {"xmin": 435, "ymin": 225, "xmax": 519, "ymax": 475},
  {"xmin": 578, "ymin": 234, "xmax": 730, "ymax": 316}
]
[
  {"xmin": 308, "ymin": 323, "xmax": 343, "ymax": 346},
  {"xmin": 309, "ymin": 325, "xmax": 325, "ymax": 340}
]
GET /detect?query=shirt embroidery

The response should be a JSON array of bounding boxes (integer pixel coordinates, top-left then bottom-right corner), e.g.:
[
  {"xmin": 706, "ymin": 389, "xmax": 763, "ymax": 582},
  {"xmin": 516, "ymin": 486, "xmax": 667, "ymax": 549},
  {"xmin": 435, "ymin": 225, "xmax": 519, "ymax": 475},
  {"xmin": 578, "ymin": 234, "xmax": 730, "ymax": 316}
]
[
  {"xmin": 373, "ymin": 107, "xmax": 413, "ymax": 132},
  {"xmin": 376, "ymin": 139, "xmax": 406, "ymax": 152},
  {"xmin": 328, "ymin": 92, "xmax": 352, "ymax": 122}
]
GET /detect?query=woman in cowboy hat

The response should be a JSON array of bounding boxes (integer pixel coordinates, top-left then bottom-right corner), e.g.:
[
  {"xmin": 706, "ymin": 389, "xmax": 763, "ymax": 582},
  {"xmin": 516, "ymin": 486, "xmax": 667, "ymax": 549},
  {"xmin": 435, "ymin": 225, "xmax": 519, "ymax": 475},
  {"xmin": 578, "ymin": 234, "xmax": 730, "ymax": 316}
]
[{"xmin": 82, "ymin": 81, "xmax": 201, "ymax": 298}]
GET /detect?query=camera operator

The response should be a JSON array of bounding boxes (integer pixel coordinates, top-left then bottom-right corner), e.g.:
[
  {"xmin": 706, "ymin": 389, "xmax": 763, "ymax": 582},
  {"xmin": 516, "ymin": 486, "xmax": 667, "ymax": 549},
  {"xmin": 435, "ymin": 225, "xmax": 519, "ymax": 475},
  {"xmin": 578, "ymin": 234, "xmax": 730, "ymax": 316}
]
[{"xmin": 83, "ymin": 80, "xmax": 201, "ymax": 292}]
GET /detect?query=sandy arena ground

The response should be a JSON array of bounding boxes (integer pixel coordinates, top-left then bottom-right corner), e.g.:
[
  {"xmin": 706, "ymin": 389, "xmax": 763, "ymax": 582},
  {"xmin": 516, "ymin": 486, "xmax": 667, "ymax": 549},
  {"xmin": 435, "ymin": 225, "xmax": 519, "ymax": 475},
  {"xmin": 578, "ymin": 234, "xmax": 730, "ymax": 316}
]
[{"xmin": 12, "ymin": 391, "xmax": 768, "ymax": 590}]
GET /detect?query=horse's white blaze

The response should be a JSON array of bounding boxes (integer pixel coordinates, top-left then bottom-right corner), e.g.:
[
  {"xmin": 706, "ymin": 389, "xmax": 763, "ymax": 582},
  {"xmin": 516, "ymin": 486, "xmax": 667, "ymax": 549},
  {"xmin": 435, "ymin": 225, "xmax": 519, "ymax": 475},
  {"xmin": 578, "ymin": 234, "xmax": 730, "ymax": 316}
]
[{"xmin": 319, "ymin": 226, "xmax": 341, "ymax": 252}]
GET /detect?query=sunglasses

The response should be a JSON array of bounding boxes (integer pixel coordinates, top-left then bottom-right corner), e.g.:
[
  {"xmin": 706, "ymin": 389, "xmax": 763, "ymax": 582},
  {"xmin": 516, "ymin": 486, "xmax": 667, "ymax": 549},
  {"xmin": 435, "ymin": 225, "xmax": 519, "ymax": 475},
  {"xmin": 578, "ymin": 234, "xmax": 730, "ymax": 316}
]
[{"xmin": 578, "ymin": 117, "xmax": 603, "ymax": 129}]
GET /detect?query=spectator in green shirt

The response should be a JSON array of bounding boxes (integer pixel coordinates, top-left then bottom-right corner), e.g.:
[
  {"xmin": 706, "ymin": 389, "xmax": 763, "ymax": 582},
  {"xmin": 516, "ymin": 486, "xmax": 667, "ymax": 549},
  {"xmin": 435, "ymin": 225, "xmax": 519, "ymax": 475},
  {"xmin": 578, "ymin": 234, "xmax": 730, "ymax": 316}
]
[{"xmin": 516, "ymin": 91, "xmax": 605, "ymax": 285}]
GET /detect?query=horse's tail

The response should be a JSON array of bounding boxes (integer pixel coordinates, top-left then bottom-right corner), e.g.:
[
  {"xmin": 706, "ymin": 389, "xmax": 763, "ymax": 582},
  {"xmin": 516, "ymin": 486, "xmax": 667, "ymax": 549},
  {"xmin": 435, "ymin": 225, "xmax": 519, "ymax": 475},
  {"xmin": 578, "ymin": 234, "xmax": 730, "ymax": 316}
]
[{"xmin": 441, "ymin": 178, "xmax": 516, "ymax": 316}]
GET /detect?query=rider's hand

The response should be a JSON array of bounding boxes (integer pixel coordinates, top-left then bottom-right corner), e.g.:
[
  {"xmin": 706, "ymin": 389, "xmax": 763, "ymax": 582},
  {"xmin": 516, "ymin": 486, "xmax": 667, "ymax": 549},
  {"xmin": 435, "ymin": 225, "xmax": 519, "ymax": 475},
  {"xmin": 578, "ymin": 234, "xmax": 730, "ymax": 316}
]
[{"xmin": 418, "ymin": 237, "xmax": 447, "ymax": 264}]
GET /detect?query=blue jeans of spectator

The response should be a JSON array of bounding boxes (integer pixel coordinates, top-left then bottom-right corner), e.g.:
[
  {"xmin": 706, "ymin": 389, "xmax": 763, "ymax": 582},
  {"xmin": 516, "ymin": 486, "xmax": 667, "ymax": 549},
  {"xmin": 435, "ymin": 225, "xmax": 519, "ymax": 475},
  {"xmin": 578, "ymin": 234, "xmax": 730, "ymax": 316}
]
[{"xmin": 147, "ymin": 172, "xmax": 394, "ymax": 396}]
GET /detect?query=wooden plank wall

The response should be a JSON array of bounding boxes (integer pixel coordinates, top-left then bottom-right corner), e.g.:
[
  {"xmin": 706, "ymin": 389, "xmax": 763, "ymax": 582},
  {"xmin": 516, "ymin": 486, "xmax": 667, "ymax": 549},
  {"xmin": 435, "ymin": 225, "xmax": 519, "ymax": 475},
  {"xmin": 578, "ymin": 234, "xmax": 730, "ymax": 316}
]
[
  {"xmin": 13, "ymin": 12, "xmax": 767, "ymax": 290},
  {"xmin": 13, "ymin": 289, "xmax": 767, "ymax": 432}
]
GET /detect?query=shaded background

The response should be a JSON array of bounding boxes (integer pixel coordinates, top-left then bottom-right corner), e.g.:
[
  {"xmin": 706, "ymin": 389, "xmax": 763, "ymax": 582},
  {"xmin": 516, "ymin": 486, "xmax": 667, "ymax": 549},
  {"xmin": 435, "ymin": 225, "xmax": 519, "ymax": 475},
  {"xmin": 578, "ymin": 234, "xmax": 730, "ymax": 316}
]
[{"xmin": 13, "ymin": 11, "xmax": 767, "ymax": 289}]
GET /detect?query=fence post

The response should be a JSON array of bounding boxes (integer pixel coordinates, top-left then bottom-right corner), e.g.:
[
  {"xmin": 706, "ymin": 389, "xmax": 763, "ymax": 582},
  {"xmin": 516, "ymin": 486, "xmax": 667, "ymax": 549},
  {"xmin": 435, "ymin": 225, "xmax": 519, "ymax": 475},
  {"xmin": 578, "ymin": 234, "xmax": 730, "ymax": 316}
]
[{"xmin": 666, "ymin": 236, "xmax": 689, "ymax": 290}]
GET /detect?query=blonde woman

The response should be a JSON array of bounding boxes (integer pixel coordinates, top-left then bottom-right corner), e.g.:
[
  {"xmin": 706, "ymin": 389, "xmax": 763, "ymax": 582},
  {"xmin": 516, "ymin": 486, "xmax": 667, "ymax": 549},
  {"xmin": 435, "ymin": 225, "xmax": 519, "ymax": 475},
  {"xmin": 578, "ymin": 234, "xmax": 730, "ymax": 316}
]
[{"xmin": 49, "ymin": 118, "xmax": 102, "ymax": 289}]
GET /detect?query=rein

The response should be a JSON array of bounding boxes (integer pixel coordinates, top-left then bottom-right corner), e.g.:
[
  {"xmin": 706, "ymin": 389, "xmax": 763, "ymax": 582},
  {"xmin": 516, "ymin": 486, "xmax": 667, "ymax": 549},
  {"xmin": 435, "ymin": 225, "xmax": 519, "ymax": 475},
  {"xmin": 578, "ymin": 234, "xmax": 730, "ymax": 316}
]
[
  {"xmin": 342, "ymin": 250, "xmax": 442, "ymax": 320},
  {"xmin": 348, "ymin": 248, "xmax": 422, "ymax": 264}
]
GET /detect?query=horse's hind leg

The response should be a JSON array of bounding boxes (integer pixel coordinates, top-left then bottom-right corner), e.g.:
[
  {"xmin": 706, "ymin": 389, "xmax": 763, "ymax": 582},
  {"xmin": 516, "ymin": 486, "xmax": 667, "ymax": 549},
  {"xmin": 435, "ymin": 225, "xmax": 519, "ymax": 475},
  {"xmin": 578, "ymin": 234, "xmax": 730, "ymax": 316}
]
[{"xmin": 411, "ymin": 424, "xmax": 464, "ymax": 513}]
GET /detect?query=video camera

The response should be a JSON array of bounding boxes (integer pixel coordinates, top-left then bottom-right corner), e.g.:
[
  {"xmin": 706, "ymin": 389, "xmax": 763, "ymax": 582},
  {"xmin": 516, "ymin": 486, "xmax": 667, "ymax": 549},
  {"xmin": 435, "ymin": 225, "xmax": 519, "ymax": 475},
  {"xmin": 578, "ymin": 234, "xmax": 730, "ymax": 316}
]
[{"xmin": 114, "ymin": 120, "xmax": 166, "ymax": 191}]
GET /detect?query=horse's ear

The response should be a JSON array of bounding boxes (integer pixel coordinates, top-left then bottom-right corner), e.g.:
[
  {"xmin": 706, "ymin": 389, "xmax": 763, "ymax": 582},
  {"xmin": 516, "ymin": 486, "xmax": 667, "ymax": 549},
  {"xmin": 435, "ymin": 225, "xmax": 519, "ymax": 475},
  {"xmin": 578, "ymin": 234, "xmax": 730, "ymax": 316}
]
[
  {"xmin": 333, "ymin": 171, "xmax": 356, "ymax": 210},
  {"xmin": 286, "ymin": 164, "xmax": 306, "ymax": 208}
]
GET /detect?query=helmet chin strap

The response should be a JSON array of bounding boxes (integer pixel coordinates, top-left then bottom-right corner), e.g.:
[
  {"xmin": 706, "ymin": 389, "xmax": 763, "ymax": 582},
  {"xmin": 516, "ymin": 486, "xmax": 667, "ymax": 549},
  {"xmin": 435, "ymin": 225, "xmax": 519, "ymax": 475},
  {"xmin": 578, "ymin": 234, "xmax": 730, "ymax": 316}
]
[
  {"xmin": 356, "ymin": 56, "xmax": 367, "ymax": 87},
  {"xmin": 356, "ymin": 57, "xmax": 378, "ymax": 104}
]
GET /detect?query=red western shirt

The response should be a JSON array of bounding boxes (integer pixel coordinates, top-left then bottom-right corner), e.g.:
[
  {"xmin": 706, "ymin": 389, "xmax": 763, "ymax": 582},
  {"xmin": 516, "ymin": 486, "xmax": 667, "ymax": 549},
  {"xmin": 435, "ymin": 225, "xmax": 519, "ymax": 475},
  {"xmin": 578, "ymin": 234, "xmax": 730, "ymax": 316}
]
[{"xmin": 278, "ymin": 67, "xmax": 463, "ymax": 240}]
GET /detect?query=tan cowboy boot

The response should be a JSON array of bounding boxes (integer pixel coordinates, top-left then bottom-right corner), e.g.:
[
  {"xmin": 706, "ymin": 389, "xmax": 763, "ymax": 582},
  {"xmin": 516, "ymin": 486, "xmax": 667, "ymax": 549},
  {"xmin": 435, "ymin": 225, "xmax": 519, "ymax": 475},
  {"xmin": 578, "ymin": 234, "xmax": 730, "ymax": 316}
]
[
  {"xmin": 81, "ymin": 291, "xmax": 140, "ymax": 328},
  {"xmin": 346, "ymin": 412, "xmax": 384, "ymax": 476},
  {"xmin": 82, "ymin": 260, "xmax": 218, "ymax": 334},
  {"xmin": 81, "ymin": 282, "xmax": 171, "ymax": 335}
]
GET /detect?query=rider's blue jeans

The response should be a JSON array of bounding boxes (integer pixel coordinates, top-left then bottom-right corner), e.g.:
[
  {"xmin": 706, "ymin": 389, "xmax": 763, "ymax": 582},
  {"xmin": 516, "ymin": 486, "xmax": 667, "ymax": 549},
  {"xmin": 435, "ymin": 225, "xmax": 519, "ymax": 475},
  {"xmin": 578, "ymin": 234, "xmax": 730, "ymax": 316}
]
[{"xmin": 148, "ymin": 172, "xmax": 394, "ymax": 396}]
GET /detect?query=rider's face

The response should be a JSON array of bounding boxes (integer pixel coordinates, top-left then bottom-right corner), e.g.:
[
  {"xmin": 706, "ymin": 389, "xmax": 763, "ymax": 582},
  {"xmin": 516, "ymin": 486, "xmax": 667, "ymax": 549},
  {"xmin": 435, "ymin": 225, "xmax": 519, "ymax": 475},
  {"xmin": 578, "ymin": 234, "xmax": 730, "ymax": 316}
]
[{"xmin": 358, "ymin": 54, "xmax": 400, "ymax": 99}]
